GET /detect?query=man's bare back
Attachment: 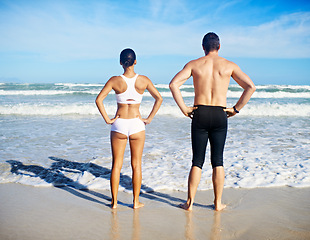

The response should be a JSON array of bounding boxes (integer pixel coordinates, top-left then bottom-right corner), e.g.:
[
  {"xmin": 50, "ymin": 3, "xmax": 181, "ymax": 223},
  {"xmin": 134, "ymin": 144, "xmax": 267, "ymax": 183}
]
[{"xmin": 189, "ymin": 52, "xmax": 233, "ymax": 107}]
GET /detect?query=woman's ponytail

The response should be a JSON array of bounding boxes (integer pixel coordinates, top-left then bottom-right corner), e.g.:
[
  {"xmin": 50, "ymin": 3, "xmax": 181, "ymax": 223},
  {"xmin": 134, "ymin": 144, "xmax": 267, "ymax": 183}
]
[{"xmin": 120, "ymin": 48, "xmax": 136, "ymax": 68}]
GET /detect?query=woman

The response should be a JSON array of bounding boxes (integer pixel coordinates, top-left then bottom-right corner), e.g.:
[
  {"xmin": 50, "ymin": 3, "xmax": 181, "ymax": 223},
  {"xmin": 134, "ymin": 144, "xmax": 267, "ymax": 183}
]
[{"xmin": 96, "ymin": 48, "xmax": 162, "ymax": 209}]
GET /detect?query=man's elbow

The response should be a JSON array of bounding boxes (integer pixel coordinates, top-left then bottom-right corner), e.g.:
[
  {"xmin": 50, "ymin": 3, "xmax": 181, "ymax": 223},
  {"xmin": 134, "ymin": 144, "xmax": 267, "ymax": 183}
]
[
  {"xmin": 250, "ymin": 83, "xmax": 256, "ymax": 93},
  {"xmin": 245, "ymin": 81, "xmax": 256, "ymax": 94}
]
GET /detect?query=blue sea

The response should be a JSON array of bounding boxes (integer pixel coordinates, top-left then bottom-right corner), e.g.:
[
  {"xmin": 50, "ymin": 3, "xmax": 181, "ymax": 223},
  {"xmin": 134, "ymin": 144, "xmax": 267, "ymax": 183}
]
[{"xmin": 0, "ymin": 83, "xmax": 309, "ymax": 191}]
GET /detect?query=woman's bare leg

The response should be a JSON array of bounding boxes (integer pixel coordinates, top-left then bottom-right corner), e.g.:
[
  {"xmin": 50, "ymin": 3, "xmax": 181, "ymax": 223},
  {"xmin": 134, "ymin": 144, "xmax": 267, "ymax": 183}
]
[
  {"xmin": 110, "ymin": 131, "xmax": 127, "ymax": 209},
  {"xmin": 129, "ymin": 131, "xmax": 145, "ymax": 209}
]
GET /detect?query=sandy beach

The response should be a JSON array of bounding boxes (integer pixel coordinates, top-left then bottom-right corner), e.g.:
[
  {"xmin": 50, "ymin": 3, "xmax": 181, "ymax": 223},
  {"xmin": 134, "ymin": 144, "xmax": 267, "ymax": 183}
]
[{"xmin": 0, "ymin": 183, "xmax": 309, "ymax": 240}]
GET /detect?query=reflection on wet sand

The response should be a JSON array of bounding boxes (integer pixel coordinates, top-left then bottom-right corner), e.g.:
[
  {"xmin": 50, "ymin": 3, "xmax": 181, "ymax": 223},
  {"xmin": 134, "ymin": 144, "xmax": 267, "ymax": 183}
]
[
  {"xmin": 110, "ymin": 210, "xmax": 120, "ymax": 240},
  {"xmin": 210, "ymin": 211, "xmax": 222, "ymax": 240},
  {"xmin": 132, "ymin": 210, "xmax": 140, "ymax": 240},
  {"xmin": 110, "ymin": 209, "xmax": 140, "ymax": 240},
  {"xmin": 185, "ymin": 211, "xmax": 222, "ymax": 240},
  {"xmin": 185, "ymin": 212, "xmax": 195, "ymax": 240}
]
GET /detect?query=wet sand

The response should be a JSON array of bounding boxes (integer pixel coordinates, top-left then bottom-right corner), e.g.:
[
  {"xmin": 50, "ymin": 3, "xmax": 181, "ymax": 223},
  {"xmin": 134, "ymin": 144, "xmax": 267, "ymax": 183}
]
[{"xmin": 0, "ymin": 183, "xmax": 309, "ymax": 240}]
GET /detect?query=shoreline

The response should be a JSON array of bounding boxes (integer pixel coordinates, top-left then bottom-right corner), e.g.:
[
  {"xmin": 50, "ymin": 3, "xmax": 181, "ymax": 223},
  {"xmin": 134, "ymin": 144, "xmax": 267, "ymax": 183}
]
[{"xmin": 0, "ymin": 183, "xmax": 309, "ymax": 239}]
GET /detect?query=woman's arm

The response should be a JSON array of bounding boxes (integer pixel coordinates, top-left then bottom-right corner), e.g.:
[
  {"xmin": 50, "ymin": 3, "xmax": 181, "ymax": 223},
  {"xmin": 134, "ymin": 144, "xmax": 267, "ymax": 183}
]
[
  {"xmin": 95, "ymin": 77, "xmax": 119, "ymax": 124},
  {"xmin": 142, "ymin": 77, "xmax": 163, "ymax": 124}
]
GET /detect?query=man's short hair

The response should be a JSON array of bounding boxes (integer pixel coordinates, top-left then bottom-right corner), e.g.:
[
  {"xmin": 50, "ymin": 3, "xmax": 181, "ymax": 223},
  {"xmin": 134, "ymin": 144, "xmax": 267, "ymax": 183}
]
[{"xmin": 202, "ymin": 32, "xmax": 220, "ymax": 52}]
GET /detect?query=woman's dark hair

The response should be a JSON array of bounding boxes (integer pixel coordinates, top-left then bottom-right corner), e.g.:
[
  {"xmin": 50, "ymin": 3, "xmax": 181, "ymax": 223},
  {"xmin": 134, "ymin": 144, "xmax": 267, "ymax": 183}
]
[
  {"xmin": 120, "ymin": 48, "xmax": 136, "ymax": 68},
  {"xmin": 202, "ymin": 32, "xmax": 220, "ymax": 53}
]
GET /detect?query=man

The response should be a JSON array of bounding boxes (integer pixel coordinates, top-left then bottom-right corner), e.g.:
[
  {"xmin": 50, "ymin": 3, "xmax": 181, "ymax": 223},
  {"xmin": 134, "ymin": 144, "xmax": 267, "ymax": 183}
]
[{"xmin": 169, "ymin": 32, "xmax": 256, "ymax": 211}]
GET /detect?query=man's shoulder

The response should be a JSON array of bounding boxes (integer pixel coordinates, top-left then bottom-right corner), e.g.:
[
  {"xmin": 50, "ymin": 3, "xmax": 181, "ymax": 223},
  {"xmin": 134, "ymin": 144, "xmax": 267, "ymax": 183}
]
[
  {"xmin": 216, "ymin": 56, "xmax": 239, "ymax": 69},
  {"xmin": 222, "ymin": 55, "xmax": 238, "ymax": 64},
  {"xmin": 185, "ymin": 57, "xmax": 205, "ymax": 67},
  {"xmin": 187, "ymin": 56, "xmax": 233, "ymax": 66},
  {"xmin": 184, "ymin": 56, "xmax": 238, "ymax": 71}
]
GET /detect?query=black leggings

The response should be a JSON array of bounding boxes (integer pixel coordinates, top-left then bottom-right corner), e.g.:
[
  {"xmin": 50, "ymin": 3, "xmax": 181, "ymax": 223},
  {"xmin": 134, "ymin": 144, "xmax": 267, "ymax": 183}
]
[{"xmin": 191, "ymin": 105, "xmax": 227, "ymax": 169}]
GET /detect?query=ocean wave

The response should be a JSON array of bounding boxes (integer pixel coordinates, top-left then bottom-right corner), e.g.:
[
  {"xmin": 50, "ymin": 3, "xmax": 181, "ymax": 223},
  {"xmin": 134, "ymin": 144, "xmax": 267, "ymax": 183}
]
[
  {"xmin": 0, "ymin": 90, "xmax": 77, "ymax": 96},
  {"xmin": 55, "ymin": 83, "xmax": 105, "ymax": 87},
  {"xmin": 1, "ymin": 89, "xmax": 310, "ymax": 99},
  {"xmin": 254, "ymin": 85, "xmax": 310, "ymax": 91},
  {"xmin": 1, "ymin": 102, "xmax": 309, "ymax": 117},
  {"xmin": 144, "ymin": 90, "xmax": 310, "ymax": 99},
  {"xmin": 242, "ymin": 103, "xmax": 310, "ymax": 116}
]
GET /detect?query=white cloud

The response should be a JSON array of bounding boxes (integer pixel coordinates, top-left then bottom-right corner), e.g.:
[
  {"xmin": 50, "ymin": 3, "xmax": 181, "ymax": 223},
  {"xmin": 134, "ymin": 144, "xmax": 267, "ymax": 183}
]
[
  {"xmin": 0, "ymin": 1, "xmax": 203, "ymax": 60},
  {"xmin": 0, "ymin": 1, "xmax": 309, "ymax": 62},
  {"xmin": 219, "ymin": 12, "xmax": 310, "ymax": 58}
]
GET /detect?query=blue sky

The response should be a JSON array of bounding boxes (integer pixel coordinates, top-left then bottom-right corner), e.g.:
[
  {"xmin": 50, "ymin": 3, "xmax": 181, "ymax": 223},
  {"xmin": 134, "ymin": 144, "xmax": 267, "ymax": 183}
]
[{"xmin": 0, "ymin": 0, "xmax": 309, "ymax": 85}]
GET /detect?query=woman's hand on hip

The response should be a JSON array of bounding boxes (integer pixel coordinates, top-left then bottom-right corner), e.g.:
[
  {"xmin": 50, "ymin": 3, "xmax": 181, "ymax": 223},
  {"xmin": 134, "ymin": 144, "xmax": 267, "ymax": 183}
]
[{"xmin": 106, "ymin": 115, "xmax": 119, "ymax": 125}]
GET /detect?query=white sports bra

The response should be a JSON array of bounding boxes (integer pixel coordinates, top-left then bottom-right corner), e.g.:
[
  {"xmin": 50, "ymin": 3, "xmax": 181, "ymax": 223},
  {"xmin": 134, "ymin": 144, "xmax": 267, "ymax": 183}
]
[{"xmin": 116, "ymin": 74, "xmax": 143, "ymax": 104}]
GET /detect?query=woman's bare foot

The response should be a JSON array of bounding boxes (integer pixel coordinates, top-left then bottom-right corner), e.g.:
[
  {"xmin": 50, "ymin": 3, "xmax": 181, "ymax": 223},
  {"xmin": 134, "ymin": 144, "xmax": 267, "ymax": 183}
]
[
  {"xmin": 179, "ymin": 202, "xmax": 193, "ymax": 211},
  {"xmin": 133, "ymin": 202, "xmax": 144, "ymax": 209},
  {"xmin": 111, "ymin": 200, "xmax": 117, "ymax": 209}
]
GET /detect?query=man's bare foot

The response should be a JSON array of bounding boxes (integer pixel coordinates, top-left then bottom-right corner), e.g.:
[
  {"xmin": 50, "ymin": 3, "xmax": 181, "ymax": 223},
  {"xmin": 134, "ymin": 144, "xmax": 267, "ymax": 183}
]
[
  {"xmin": 179, "ymin": 202, "xmax": 193, "ymax": 211},
  {"xmin": 133, "ymin": 202, "xmax": 144, "ymax": 209},
  {"xmin": 214, "ymin": 202, "xmax": 226, "ymax": 211}
]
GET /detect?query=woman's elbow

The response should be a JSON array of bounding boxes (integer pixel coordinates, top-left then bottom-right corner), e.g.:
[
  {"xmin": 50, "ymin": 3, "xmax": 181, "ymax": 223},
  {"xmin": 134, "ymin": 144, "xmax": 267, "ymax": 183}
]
[
  {"xmin": 250, "ymin": 83, "xmax": 256, "ymax": 93},
  {"xmin": 95, "ymin": 96, "xmax": 102, "ymax": 105},
  {"xmin": 169, "ymin": 82, "xmax": 175, "ymax": 91}
]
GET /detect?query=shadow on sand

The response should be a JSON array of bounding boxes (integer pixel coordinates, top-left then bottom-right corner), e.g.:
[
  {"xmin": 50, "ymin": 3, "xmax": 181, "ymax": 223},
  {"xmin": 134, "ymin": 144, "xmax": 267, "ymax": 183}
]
[{"xmin": 6, "ymin": 157, "xmax": 212, "ymax": 209}]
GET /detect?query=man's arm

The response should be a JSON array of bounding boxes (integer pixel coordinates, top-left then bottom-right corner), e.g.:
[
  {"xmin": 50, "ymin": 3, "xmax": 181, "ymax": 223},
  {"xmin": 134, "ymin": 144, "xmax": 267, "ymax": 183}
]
[
  {"xmin": 224, "ymin": 64, "xmax": 256, "ymax": 117},
  {"xmin": 169, "ymin": 63, "xmax": 197, "ymax": 118}
]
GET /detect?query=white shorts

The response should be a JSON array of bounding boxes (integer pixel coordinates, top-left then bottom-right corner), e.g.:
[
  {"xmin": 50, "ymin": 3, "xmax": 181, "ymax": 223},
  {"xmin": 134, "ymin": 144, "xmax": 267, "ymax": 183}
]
[{"xmin": 111, "ymin": 118, "xmax": 145, "ymax": 137}]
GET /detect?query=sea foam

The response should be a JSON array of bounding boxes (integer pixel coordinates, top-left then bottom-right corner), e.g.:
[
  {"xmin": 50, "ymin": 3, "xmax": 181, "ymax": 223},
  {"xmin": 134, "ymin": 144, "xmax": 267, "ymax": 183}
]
[{"xmin": 1, "ymin": 102, "xmax": 309, "ymax": 117}]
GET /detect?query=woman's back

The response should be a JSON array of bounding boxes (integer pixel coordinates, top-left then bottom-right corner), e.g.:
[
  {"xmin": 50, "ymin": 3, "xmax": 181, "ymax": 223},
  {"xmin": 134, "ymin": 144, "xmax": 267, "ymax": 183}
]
[{"xmin": 112, "ymin": 74, "xmax": 149, "ymax": 119}]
